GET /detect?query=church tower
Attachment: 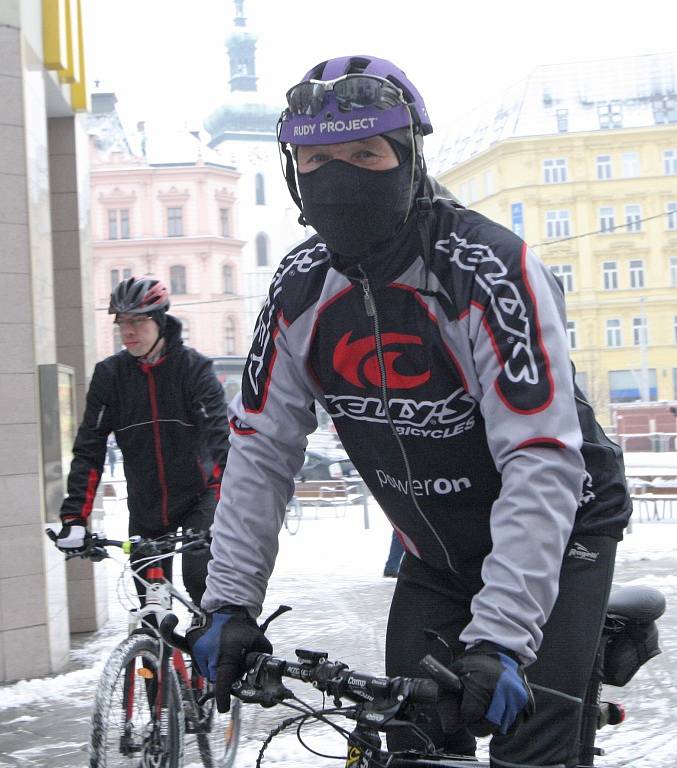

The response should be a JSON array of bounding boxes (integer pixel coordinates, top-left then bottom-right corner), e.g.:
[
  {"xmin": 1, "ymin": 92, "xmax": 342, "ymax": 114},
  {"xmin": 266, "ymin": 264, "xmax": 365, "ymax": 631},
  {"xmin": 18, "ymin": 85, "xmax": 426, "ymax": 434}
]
[{"xmin": 226, "ymin": 0, "xmax": 257, "ymax": 93}]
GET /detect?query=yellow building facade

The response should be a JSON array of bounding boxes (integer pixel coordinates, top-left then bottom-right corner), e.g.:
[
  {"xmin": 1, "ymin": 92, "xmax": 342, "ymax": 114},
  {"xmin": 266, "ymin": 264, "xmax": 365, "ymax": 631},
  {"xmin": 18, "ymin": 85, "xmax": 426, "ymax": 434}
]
[{"xmin": 435, "ymin": 55, "xmax": 677, "ymax": 423}]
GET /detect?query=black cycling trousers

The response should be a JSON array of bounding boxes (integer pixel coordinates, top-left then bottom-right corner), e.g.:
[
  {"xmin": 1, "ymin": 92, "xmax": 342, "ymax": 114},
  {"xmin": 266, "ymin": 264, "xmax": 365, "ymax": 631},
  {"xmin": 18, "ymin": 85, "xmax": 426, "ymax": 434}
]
[
  {"xmin": 385, "ymin": 534, "xmax": 617, "ymax": 768},
  {"xmin": 129, "ymin": 492, "xmax": 216, "ymax": 607}
]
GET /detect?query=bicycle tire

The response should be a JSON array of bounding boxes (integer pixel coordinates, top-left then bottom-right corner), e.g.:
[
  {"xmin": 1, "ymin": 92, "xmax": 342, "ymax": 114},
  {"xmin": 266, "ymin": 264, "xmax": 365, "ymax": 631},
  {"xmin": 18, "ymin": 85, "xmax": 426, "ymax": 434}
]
[
  {"xmin": 196, "ymin": 692, "xmax": 241, "ymax": 768},
  {"xmin": 284, "ymin": 497, "xmax": 302, "ymax": 535},
  {"xmin": 89, "ymin": 633, "xmax": 184, "ymax": 767}
]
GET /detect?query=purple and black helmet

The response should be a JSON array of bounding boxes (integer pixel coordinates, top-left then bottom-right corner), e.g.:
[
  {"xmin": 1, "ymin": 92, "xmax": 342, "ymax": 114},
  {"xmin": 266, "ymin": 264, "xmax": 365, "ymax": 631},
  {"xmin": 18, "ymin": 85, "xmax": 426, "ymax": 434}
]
[{"xmin": 278, "ymin": 55, "xmax": 433, "ymax": 146}]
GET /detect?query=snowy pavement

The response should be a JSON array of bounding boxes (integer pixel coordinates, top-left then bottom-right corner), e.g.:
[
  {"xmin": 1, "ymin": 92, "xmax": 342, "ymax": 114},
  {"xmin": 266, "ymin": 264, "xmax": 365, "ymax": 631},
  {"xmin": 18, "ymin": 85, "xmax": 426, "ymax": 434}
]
[{"xmin": 0, "ymin": 498, "xmax": 675, "ymax": 767}]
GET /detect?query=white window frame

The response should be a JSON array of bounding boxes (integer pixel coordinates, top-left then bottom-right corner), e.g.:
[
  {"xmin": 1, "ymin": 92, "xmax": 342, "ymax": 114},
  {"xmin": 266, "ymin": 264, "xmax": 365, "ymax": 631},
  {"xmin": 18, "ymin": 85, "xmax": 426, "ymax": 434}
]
[
  {"xmin": 551, "ymin": 264, "xmax": 574, "ymax": 292},
  {"xmin": 625, "ymin": 204, "xmax": 642, "ymax": 233},
  {"xmin": 664, "ymin": 149, "xmax": 677, "ymax": 176},
  {"xmin": 596, "ymin": 155, "xmax": 612, "ymax": 180},
  {"xmin": 599, "ymin": 207, "xmax": 615, "ymax": 234},
  {"xmin": 169, "ymin": 264, "xmax": 187, "ymax": 294},
  {"xmin": 622, "ymin": 152, "xmax": 640, "ymax": 178},
  {"xmin": 606, "ymin": 318, "xmax": 622, "ymax": 348},
  {"xmin": 567, "ymin": 320, "xmax": 577, "ymax": 350},
  {"xmin": 632, "ymin": 316, "xmax": 648, "ymax": 347},
  {"xmin": 110, "ymin": 266, "xmax": 132, "ymax": 292},
  {"xmin": 603, "ymin": 261, "xmax": 618, "ymax": 291},
  {"xmin": 224, "ymin": 316, "xmax": 236, "ymax": 355},
  {"xmin": 167, "ymin": 207, "xmax": 183, "ymax": 237},
  {"xmin": 222, "ymin": 264, "xmax": 234, "ymax": 294},
  {"xmin": 670, "ymin": 257, "xmax": 677, "ymax": 287},
  {"xmin": 546, "ymin": 210, "xmax": 571, "ymax": 239},
  {"xmin": 667, "ymin": 202, "xmax": 677, "ymax": 230},
  {"xmin": 543, "ymin": 158, "xmax": 568, "ymax": 184},
  {"xmin": 629, "ymin": 259, "xmax": 645, "ymax": 289}
]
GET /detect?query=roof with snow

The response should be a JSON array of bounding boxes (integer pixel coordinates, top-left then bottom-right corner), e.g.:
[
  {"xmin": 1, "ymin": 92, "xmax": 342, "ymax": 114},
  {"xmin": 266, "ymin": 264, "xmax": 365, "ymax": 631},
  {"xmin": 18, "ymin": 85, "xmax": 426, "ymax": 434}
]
[{"xmin": 432, "ymin": 52, "xmax": 677, "ymax": 175}]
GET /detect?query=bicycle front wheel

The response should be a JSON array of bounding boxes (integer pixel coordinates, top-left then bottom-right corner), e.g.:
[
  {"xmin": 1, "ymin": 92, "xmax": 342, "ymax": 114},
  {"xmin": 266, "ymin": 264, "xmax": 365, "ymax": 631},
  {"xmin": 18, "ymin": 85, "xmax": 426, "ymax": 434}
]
[
  {"xmin": 196, "ymin": 692, "xmax": 241, "ymax": 768},
  {"xmin": 89, "ymin": 633, "xmax": 184, "ymax": 767},
  {"xmin": 284, "ymin": 497, "xmax": 302, "ymax": 535}
]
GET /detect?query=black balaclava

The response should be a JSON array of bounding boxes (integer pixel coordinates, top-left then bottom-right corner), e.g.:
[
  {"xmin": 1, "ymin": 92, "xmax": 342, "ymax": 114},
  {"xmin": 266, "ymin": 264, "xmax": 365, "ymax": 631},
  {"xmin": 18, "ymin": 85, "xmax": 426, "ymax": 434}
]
[{"xmin": 297, "ymin": 137, "xmax": 420, "ymax": 265}]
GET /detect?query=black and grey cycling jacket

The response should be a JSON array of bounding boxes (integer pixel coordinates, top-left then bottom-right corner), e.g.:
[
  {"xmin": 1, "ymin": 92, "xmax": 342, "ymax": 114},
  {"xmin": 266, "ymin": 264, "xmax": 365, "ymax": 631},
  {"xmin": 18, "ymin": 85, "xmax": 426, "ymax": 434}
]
[
  {"xmin": 204, "ymin": 201, "xmax": 631, "ymax": 662},
  {"xmin": 60, "ymin": 316, "xmax": 229, "ymax": 531}
]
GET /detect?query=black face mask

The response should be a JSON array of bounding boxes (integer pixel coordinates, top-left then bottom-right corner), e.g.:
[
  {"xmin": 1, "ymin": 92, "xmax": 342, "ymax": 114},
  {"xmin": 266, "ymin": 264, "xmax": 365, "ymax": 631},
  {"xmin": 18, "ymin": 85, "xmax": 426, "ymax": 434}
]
[{"xmin": 298, "ymin": 158, "xmax": 414, "ymax": 261}]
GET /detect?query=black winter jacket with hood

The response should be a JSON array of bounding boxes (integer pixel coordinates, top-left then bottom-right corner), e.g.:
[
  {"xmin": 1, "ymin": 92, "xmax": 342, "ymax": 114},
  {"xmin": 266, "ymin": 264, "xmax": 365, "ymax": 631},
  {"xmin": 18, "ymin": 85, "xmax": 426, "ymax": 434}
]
[{"xmin": 60, "ymin": 316, "xmax": 229, "ymax": 530}]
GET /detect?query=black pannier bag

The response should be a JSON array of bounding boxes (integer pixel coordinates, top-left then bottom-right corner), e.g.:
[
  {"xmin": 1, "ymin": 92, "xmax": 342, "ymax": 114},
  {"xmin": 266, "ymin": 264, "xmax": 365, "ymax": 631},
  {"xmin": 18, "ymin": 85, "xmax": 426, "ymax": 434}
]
[
  {"xmin": 602, "ymin": 585, "xmax": 665, "ymax": 688},
  {"xmin": 602, "ymin": 619, "xmax": 662, "ymax": 687}
]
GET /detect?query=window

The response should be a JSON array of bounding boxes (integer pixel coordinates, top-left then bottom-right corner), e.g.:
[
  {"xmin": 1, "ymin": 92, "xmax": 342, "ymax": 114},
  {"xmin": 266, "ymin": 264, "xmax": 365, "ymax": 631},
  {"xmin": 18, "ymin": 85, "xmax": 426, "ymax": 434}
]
[
  {"xmin": 551, "ymin": 264, "xmax": 574, "ymax": 292},
  {"xmin": 169, "ymin": 265, "xmax": 187, "ymax": 294},
  {"xmin": 220, "ymin": 208, "xmax": 230, "ymax": 237},
  {"xmin": 674, "ymin": 317, "xmax": 677, "ymax": 344},
  {"xmin": 546, "ymin": 210, "xmax": 571, "ymax": 239},
  {"xmin": 596, "ymin": 155, "xmax": 612, "ymax": 180},
  {"xmin": 598, "ymin": 102, "xmax": 623, "ymax": 129},
  {"xmin": 609, "ymin": 369, "xmax": 657, "ymax": 403},
  {"xmin": 602, "ymin": 261, "xmax": 618, "ymax": 290},
  {"xmin": 664, "ymin": 149, "xmax": 677, "ymax": 176},
  {"xmin": 670, "ymin": 257, "xmax": 677, "ymax": 287},
  {"xmin": 255, "ymin": 173, "xmax": 265, "ymax": 205},
  {"xmin": 632, "ymin": 316, "xmax": 648, "ymax": 347},
  {"xmin": 599, "ymin": 207, "xmax": 615, "ymax": 234},
  {"xmin": 653, "ymin": 95, "xmax": 677, "ymax": 125},
  {"xmin": 667, "ymin": 202, "xmax": 677, "ymax": 230},
  {"xmin": 222, "ymin": 264, "xmax": 234, "ymax": 294},
  {"xmin": 622, "ymin": 152, "xmax": 640, "ymax": 178},
  {"xmin": 484, "ymin": 170, "xmax": 494, "ymax": 196},
  {"xmin": 543, "ymin": 158, "xmax": 568, "ymax": 184},
  {"xmin": 566, "ymin": 320, "xmax": 577, "ymax": 349},
  {"xmin": 167, "ymin": 207, "xmax": 183, "ymax": 236},
  {"xmin": 113, "ymin": 325, "xmax": 124, "ymax": 353},
  {"xmin": 108, "ymin": 208, "xmax": 130, "ymax": 239},
  {"xmin": 556, "ymin": 108, "xmax": 569, "ymax": 132},
  {"xmin": 467, "ymin": 177, "xmax": 477, "ymax": 203},
  {"xmin": 179, "ymin": 317, "xmax": 190, "ymax": 344},
  {"xmin": 625, "ymin": 204, "xmax": 642, "ymax": 233},
  {"xmin": 255, "ymin": 232, "xmax": 269, "ymax": 267},
  {"xmin": 224, "ymin": 317, "xmax": 236, "ymax": 355},
  {"xmin": 110, "ymin": 267, "xmax": 132, "ymax": 291},
  {"xmin": 606, "ymin": 318, "xmax": 622, "ymax": 347},
  {"xmin": 629, "ymin": 259, "xmax": 645, "ymax": 289}
]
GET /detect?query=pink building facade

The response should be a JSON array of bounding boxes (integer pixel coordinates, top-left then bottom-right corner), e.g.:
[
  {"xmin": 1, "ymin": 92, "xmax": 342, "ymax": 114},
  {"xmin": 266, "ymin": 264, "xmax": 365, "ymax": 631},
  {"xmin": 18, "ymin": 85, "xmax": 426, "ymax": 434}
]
[{"xmin": 90, "ymin": 120, "xmax": 246, "ymax": 362}]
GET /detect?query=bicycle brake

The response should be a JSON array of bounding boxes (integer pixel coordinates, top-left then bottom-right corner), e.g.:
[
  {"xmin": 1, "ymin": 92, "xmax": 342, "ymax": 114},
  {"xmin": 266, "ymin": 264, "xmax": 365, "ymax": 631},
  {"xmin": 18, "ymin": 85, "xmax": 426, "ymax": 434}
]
[{"xmin": 260, "ymin": 604, "xmax": 292, "ymax": 633}]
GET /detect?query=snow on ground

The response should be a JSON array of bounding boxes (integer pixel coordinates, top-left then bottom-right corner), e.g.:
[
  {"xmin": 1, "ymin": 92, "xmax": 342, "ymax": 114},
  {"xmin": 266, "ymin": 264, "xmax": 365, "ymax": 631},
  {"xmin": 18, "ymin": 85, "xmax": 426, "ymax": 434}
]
[{"xmin": 0, "ymin": 489, "xmax": 675, "ymax": 766}]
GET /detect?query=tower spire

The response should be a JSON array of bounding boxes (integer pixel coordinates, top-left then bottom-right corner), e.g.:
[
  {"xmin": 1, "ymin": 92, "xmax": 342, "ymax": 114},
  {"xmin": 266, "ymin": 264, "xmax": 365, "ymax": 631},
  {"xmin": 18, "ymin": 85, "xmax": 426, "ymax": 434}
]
[{"xmin": 226, "ymin": 0, "xmax": 257, "ymax": 93}]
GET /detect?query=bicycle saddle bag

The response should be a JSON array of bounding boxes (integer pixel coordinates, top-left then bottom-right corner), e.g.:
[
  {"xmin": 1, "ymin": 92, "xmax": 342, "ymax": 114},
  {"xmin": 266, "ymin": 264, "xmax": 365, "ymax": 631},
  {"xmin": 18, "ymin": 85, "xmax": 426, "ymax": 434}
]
[{"xmin": 602, "ymin": 585, "xmax": 665, "ymax": 687}]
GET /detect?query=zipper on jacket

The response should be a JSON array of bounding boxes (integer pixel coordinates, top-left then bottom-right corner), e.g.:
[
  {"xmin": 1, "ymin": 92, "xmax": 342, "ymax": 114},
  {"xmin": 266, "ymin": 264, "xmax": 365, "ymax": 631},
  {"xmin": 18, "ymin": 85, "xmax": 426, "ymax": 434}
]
[
  {"xmin": 359, "ymin": 272, "xmax": 458, "ymax": 573},
  {"xmin": 144, "ymin": 366, "xmax": 170, "ymax": 527}
]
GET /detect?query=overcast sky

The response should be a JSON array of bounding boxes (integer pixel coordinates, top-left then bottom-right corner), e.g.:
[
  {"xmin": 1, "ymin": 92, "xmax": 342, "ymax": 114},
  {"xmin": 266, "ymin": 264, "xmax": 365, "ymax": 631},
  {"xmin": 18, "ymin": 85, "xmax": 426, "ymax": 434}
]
[{"xmin": 83, "ymin": 0, "xmax": 677, "ymax": 151}]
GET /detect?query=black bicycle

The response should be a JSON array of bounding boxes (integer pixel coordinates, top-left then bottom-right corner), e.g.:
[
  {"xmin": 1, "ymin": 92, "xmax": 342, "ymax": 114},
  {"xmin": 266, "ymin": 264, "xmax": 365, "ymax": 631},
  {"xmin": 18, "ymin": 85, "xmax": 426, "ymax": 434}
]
[
  {"xmin": 47, "ymin": 528, "xmax": 241, "ymax": 768},
  {"xmin": 161, "ymin": 583, "xmax": 665, "ymax": 768}
]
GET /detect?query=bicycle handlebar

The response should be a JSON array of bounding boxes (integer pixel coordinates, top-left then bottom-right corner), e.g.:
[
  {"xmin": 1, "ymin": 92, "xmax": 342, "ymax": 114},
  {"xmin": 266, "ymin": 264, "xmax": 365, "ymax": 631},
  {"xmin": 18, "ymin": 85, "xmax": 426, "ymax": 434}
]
[
  {"xmin": 238, "ymin": 650, "xmax": 444, "ymax": 709},
  {"xmin": 45, "ymin": 528, "xmax": 211, "ymax": 561}
]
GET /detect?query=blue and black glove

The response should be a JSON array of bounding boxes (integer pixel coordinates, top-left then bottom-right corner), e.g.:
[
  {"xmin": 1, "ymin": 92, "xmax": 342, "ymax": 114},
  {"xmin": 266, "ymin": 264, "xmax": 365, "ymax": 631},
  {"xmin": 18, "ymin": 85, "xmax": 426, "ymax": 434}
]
[
  {"xmin": 449, "ymin": 641, "xmax": 535, "ymax": 736},
  {"xmin": 187, "ymin": 606, "xmax": 272, "ymax": 713}
]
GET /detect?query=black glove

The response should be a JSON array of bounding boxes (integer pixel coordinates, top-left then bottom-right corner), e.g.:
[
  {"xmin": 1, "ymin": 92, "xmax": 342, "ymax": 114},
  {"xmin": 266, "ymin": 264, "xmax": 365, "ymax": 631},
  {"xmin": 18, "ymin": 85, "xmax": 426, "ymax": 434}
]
[
  {"xmin": 187, "ymin": 607, "xmax": 272, "ymax": 712},
  {"xmin": 56, "ymin": 516, "xmax": 87, "ymax": 552},
  {"xmin": 449, "ymin": 642, "xmax": 535, "ymax": 736}
]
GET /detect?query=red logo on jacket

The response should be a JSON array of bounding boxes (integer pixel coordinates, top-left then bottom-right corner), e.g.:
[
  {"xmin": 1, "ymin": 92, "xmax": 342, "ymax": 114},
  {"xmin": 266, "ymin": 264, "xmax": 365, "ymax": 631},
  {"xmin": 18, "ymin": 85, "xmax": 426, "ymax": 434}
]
[{"xmin": 333, "ymin": 332, "xmax": 431, "ymax": 390}]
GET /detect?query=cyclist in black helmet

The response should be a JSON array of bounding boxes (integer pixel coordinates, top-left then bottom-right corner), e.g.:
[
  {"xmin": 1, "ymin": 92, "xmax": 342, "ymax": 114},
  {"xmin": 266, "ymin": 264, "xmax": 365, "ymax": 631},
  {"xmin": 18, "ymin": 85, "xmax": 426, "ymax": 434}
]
[
  {"xmin": 56, "ymin": 276, "xmax": 229, "ymax": 607},
  {"xmin": 189, "ymin": 55, "xmax": 631, "ymax": 768}
]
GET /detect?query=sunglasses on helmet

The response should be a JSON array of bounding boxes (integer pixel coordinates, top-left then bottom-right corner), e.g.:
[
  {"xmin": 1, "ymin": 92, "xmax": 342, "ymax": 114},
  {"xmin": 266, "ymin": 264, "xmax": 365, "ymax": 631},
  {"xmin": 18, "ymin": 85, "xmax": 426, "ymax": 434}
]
[{"xmin": 285, "ymin": 74, "xmax": 407, "ymax": 117}]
